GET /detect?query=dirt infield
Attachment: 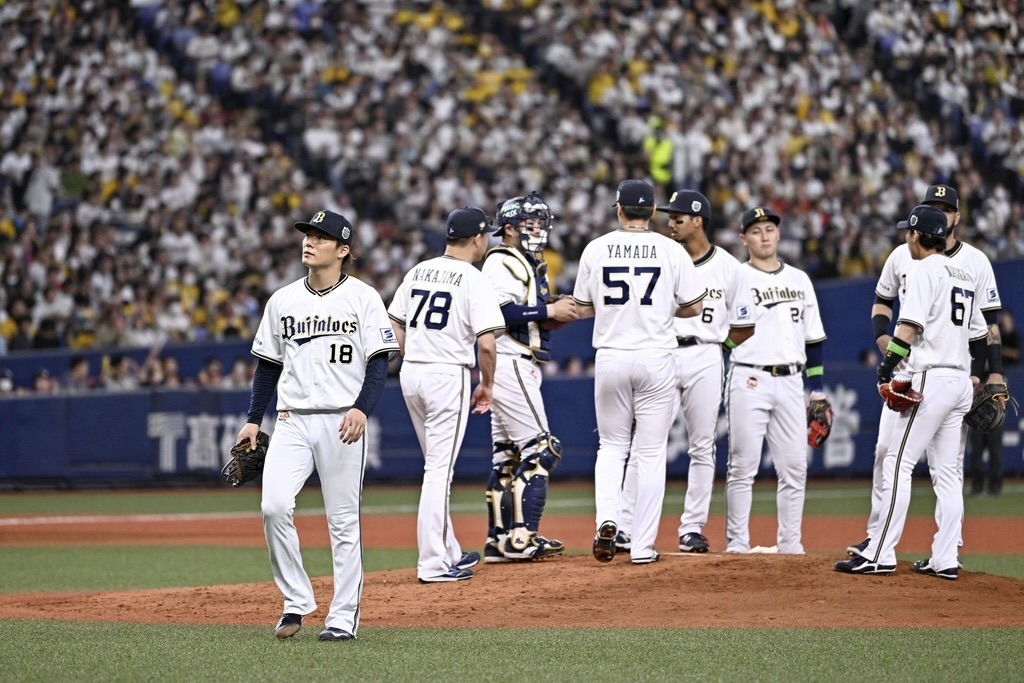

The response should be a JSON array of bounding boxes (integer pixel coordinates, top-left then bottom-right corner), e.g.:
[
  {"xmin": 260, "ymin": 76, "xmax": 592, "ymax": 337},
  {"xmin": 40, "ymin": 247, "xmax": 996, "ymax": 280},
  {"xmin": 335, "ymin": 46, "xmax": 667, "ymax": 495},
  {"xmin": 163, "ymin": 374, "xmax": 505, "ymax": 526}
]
[{"xmin": 2, "ymin": 512, "xmax": 1023, "ymax": 628}]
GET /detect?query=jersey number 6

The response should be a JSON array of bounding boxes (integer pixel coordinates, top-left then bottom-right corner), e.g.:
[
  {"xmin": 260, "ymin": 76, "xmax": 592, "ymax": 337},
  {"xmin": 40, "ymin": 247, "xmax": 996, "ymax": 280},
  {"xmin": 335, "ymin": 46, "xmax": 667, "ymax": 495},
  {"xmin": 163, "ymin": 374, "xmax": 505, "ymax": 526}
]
[
  {"xmin": 409, "ymin": 289, "xmax": 452, "ymax": 330},
  {"xmin": 602, "ymin": 266, "xmax": 661, "ymax": 306}
]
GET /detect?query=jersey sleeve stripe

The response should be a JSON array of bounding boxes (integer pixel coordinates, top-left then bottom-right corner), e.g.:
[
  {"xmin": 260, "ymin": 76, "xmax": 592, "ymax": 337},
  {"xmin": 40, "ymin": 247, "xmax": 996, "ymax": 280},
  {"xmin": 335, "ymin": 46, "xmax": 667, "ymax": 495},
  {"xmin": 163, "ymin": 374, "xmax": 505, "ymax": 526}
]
[
  {"xmin": 388, "ymin": 314, "xmax": 406, "ymax": 325},
  {"xmin": 476, "ymin": 325, "xmax": 506, "ymax": 338},
  {"xmin": 980, "ymin": 305, "xmax": 1001, "ymax": 312},
  {"xmin": 804, "ymin": 335, "xmax": 827, "ymax": 344},
  {"xmin": 678, "ymin": 289, "xmax": 709, "ymax": 308},
  {"xmin": 572, "ymin": 297, "xmax": 593, "ymax": 306},
  {"xmin": 895, "ymin": 317, "xmax": 925, "ymax": 331},
  {"xmin": 730, "ymin": 323, "xmax": 756, "ymax": 329},
  {"xmin": 969, "ymin": 333, "xmax": 989, "ymax": 342},
  {"xmin": 252, "ymin": 351, "xmax": 283, "ymax": 365},
  {"xmin": 367, "ymin": 347, "xmax": 398, "ymax": 361}
]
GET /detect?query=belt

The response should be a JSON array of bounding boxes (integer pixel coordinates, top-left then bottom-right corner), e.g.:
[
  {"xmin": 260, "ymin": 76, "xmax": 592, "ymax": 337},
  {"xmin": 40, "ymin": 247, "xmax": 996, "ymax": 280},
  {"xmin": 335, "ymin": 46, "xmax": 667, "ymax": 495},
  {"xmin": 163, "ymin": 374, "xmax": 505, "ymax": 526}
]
[
  {"xmin": 734, "ymin": 362, "xmax": 804, "ymax": 377},
  {"xmin": 676, "ymin": 336, "xmax": 703, "ymax": 347},
  {"xmin": 516, "ymin": 353, "xmax": 535, "ymax": 362}
]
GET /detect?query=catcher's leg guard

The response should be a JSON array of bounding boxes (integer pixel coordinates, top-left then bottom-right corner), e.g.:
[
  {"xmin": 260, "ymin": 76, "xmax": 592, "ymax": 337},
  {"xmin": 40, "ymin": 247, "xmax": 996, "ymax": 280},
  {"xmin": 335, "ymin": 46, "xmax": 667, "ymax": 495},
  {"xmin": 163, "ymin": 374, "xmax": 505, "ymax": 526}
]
[
  {"xmin": 507, "ymin": 434, "xmax": 562, "ymax": 553},
  {"xmin": 485, "ymin": 441, "xmax": 520, "ymax": 545}
]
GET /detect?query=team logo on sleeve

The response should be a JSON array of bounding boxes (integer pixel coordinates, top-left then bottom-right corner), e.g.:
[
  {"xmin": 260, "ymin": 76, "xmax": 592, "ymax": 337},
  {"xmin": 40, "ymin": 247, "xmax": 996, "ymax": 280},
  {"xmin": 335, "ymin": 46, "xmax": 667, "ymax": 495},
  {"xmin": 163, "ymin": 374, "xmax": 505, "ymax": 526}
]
[
  {"xmin": 987, "ymin": 288, "xmax": 998, "ymax": 303},
  {"xmin": 380, "ymin": 328, "xmax": 397, "ymax": 344},
  {"xmin": 737, "ymin": 305, "xmax": 750, "ymax": 320}
]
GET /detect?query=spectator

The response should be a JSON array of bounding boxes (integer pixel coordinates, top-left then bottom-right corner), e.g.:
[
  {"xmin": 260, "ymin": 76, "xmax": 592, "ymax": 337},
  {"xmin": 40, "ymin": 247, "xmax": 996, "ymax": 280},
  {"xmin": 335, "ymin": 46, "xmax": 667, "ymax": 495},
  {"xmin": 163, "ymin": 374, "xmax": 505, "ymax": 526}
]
[
  {"xmin": 63, "ymin": 355, "xmax": 96, "ymax": 393},
  {"xmin": 103, "ymin": 354, "xmax": 140, "ymax": 391}
]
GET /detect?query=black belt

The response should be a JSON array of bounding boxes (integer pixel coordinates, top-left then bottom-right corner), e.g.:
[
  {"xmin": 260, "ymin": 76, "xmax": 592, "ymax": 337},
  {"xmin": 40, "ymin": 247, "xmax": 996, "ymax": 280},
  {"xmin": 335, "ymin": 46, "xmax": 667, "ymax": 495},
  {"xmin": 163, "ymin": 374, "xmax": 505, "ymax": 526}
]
[
  {"xmin": 517, "ymin": 354, "xmax": 535, "ymax": 362},
  {"xmin": 676, "ymin": 336, "xmax": 703, "ymax": 347},
  {"xmin": 734, "ymin": 362, "xmax": 804, "ymax": 377}
]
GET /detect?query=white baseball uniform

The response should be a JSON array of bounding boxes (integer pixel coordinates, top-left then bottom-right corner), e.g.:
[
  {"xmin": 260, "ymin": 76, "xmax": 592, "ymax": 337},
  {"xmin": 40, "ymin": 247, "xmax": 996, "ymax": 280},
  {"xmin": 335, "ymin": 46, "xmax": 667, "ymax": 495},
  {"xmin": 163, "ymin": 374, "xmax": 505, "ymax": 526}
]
[
  {"xmin": 725, "ymin": 262, "xmax": 825, "ymax": 554},
  {"xmin": 620, "ymin": 246, "xmax": 755, "ymax": 540},
  {"xmin": 388, "ymin": 256, "xmax": 504, "ymax": 581},
  {"xmin": 254, "ymin": 274, "xmax": 398, "ymax": 636},
  {"xmin": 865, "ymin": 241, "xmax": 1000, "ymax": 543},
  {"xmin": 861, "ymin": 254, "xmax": 986, "ymax": 570},
  {"xmin": 573, "ymin": 228, "xmax": 707, "ymax": 562}
]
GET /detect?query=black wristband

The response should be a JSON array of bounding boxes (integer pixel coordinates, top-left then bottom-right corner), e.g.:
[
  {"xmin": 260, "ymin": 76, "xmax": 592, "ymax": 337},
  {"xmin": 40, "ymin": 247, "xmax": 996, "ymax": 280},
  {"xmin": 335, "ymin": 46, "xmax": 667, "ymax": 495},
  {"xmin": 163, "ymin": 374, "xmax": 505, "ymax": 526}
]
[
  {"xmin": 871, "ymin": 314, "xmax": 890, "ymax": 341},
  {"xmin": 877, "ymin": 337, "xmax": 910, "ymax": 383},
  {"xmin": 969, "ymin": 337, "xmax": 988, "ymax": 377},
  {"xmin": 986, "ymin": 342, "xmax": 1003, "ymax": 375}
]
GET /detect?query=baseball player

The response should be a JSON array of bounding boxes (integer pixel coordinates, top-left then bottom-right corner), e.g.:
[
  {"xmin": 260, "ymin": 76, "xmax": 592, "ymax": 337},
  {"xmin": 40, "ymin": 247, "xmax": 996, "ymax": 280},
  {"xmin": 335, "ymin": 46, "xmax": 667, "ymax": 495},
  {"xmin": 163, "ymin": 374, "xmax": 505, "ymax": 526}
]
[
  {"xmin": 725, "ymin": 207, "xmax": 827, "ymax": 555},
  {"xmin": 480, "ymin": 191, "xmax": 579, "ymax": 563},
  {"xmin": 388, "ymin": 206, "xmax": 506, "ymax": 583},
  {"xmin": 836, "ymin": 205, "xmax": 987, "ymax": 578},
  {"xmin": 846, "ymin": 184, "xmax": 1003, "ymax": 559},
  {"xmin": 236, "ymin": 209, "xmax": 398, "ymax": 642},
  {"xmin": 573, "ymin": 179, "xmax": 707, "ymax": 565},
  {"xmin": 617, "ymin": 190, "xmax": 756, "ymax": 554}
]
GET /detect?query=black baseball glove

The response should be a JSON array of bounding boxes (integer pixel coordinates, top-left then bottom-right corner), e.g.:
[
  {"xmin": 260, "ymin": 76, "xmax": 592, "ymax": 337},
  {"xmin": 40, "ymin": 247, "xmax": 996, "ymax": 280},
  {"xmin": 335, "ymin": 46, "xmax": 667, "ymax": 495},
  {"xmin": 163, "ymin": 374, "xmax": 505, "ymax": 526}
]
[
  {"xmin": 965, "ymin": 383, "xmax": 1011, "ymax": 434},
  {"xmin": 806, "ymin": 397, "xmax": 834, "ymax": 448},
  {"xmin": 222, "ymin": 431, "xmax": 270, "ymax": 487}
]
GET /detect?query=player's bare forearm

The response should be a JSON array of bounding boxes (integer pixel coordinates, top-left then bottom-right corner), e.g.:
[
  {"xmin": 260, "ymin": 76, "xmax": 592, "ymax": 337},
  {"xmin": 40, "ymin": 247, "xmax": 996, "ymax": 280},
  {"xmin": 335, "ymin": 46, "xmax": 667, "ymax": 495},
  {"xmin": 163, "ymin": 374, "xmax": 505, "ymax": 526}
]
[
  {"xmin": 892, "ymin": 322, "xmax": 918, "ymax": 345},
  {"xmin": 476, "ymin": 332, "xmax": 497, "ymax": 388},
  {"xmin": 575, "ymin": 303, "xmax": 595, "ymax": 319},
  {"xmin": 675, "ymin": 300, "xmax": 702, "ymax": 318},
  {"xmin": 726, "ymin": 326, "xmax": 755, "ymax": 347}
]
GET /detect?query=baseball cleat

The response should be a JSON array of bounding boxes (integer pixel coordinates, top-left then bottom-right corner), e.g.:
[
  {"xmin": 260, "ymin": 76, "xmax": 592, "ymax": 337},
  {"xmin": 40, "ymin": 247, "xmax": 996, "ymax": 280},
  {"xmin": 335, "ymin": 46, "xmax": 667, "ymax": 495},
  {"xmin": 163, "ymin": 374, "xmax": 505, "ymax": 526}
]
[
  {"xmin": 846, "ymin": 537, "xmax": 870, "ymax": 556},
  {"xmin": 632, "ymin": 551, "xmax": 660, "ymax": 565},
  {"xmin": 483, "ymin": 541, "xmax": 516, "ymax": 564},
  {"xmin": 455, "ymin": 551, "xmax": 481, "ymax": 570},
  {"xmin": 502, "ymin": 534, "xmax": 564, "ymax": 560},
  {"xmin": 318, "ymin": 627, "xmax": 355, "ymax": 641},
  {"xmin": 418, "ymin": 567, "xmax": 474, "ymax": 583},
  {"xmin": 274, "ymin": 613, "xmax": 303, "ymax": 639},
  {"xmin": 592, "ymin": 521, "xmax": 617, "ymax": 563},
  {"xmin": 614, "ymin": 531, "xmax": 632, "ymax": 552},
  {"xmin": 833, "ymin": 555, "xmax": 895, "ymax": 575},
  {"xmin": 911, "ymin": 558, "xmax": 958, "ymax": 580},
  {"xmin": 679, "ymin": 532, "xmax": 710, "ymax": 553}
]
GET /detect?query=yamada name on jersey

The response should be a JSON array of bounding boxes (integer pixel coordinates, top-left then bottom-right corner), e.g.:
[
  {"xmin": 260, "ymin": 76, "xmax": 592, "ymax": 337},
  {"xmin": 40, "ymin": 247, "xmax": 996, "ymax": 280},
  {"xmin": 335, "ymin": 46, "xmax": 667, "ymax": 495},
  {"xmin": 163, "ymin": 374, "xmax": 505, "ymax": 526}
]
[
  {"xmin": 281, "ymin": 314, "xmax": 358, "ymax": 342},
  {"xmin": 751, "ymin": 285, "xmax": 806, "ymax": 307},
  {"xmin": 606, "ymin": 243, "xmax": 658, "ymax": 258}
]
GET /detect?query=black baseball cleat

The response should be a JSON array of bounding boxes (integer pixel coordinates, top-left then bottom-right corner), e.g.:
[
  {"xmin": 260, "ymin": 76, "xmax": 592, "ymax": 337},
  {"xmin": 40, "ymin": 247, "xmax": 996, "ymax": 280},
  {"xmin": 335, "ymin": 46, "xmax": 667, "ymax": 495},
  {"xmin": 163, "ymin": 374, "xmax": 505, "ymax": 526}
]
[
  {"xmin": 846, "ymin": 537, "xmax": 870, "ymax": 556},
  {"xmin": 912, "ymin": 558, "xmax": 958, "ymax": 580},
  {"xmin": 274, "ymin": 613, "xmax": 302, "ymax": 639},
  {"xmin": 834, "ymin": 555, "xmax": 895, "ymax": 575},
  {"xmin": 614, "ymin": 531, "xmax": 631, "ymax": 553},
  {"xmin": 679, "ymin": 532, "xmax": 710, "ymax": 553},
  {"xmin": 592, "ymin": 521, "xmax": 617, "ymax": 563},
  {"xmin": 318, "ymin": 627, "xmax": 355, "ymax": 641}
]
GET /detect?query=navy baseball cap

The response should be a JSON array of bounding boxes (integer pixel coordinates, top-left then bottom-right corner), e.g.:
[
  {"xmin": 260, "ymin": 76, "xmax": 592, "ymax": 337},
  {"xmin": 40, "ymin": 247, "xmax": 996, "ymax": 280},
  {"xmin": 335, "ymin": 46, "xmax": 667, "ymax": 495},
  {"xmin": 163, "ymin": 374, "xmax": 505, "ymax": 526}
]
[
  {"xmin": 446, "ymin": 206, "xmax": 494, "ymax": 239},
  {"xmin": 295, "ymin": 210, "xmax": 354, "ymax": 245},
  {"xmin": 923, "ymin": 184, "xmax": 958, "ymax": 210},
  {"xmin": 612, "ymin": 179, "xmax": 655, "ymax": 208},
  {"xmin": 897, "ymin": 204, "xmax": 948, "ymax": 236},
  {"xmin": 740, "ymin": 206, "xmax": 781, "ymax": 232},
  {"xmin": 657, "ymin": 189, "xmax": 711, "ymax": 221}
]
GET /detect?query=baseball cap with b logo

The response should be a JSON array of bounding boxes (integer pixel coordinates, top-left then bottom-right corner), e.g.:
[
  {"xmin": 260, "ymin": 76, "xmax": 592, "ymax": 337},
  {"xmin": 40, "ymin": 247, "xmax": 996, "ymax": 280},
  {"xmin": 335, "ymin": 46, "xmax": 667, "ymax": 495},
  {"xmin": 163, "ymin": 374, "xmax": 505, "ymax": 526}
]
[
  {"xmin": 897, "ymin": 204, "xmax": 948, "ymax": 237},
  {"xmin": 657, "ymin": 189, "xmax": 712, "ymax": 221},
  {"xmin": 612, "ymin": 179, "xmax": 655, "ymax": 207},
  {"xmin": 740, "ymin": 206, "xmax": 781, "ymax": 232},
  {"xmin": 295, "ymin": 210, "xmax": 354, "ymax": 245},
  {"xmin": 923, "ymin": 184, "xmax": 958, "ymax": 210},
  {"xmin": 446, "ymin": 206, "xmax": 495, "ymax": 239}
]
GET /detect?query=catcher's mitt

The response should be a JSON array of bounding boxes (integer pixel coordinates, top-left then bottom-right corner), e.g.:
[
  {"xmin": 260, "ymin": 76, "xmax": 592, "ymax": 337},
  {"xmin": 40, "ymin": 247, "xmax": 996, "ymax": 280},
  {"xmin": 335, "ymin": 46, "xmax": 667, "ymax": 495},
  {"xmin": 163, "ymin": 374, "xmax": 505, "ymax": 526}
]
[
  {"xmin": 964, "ymin": 382, "xmax": 1011, "ymax": 434},
  {"xmin": 807, "ymin": 397, "xmax": 834, "ymax": 448},
  {"xmin": 878, "ymin": 379, "xmax": 923, "ymax": 413},
  {"xmin": 222, "ymin": 431, "xmax": 270, "ymax": 487}
]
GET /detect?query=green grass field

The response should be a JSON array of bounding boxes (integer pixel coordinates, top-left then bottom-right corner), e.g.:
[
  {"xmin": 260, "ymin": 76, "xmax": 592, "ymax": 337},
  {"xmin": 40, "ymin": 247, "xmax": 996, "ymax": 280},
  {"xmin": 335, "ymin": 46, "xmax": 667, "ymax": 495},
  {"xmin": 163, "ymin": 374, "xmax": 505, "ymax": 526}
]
[{"xmin": 1, "ymin": 480, "xmax": 1022, "ymax": 681}]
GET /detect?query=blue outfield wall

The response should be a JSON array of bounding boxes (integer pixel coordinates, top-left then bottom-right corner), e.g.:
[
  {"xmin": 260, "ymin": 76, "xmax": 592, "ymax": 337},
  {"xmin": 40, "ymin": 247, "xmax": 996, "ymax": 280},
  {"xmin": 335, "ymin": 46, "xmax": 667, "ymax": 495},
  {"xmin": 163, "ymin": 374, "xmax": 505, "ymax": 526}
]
[{"xmin": 1, "ymin": 367, "xmax": 1022, "ymax": 485}]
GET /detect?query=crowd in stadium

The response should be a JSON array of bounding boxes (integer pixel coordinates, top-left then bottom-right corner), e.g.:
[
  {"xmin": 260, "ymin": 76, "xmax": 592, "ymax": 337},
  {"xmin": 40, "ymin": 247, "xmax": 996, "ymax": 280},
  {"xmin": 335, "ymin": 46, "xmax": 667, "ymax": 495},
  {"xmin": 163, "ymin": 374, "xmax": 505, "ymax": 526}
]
[{"xmin": 0, "ymin": 0, "xmax": 1022, "ymax": 390}]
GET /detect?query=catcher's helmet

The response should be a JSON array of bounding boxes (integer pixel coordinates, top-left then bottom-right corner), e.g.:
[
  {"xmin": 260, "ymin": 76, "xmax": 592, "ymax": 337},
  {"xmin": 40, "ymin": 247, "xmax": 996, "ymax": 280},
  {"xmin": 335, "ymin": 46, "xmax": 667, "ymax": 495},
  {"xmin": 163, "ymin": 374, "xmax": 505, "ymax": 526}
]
[{"xmin": 494, "ymin": 191, "xmax": 553, "ymax": 254}]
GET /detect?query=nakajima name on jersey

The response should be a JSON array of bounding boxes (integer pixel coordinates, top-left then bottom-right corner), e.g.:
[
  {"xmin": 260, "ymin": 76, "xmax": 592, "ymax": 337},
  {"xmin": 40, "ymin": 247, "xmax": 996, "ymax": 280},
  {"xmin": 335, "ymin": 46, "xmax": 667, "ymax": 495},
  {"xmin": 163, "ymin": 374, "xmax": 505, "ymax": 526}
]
[{"xmin": 409, "ymin": 265, "xmax": 467, "ymax": 286}]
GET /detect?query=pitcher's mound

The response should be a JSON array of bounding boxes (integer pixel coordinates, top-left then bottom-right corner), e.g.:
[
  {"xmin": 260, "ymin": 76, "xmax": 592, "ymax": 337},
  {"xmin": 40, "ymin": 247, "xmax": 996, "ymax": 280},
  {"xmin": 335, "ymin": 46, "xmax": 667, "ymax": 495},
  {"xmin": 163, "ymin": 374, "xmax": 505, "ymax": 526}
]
[{"xmin": 1, "ymin": 554, "xmax": 1022, "ymax": 628}]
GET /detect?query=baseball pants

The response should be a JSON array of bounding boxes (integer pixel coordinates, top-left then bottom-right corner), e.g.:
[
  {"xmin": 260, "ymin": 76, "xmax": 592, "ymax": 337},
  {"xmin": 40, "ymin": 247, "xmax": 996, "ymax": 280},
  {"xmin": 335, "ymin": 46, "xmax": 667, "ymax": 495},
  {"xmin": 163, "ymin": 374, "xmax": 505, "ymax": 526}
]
[
  {"xmin": 490, "ymin": 353, "xmax": 549, "ymax": 459},
  {"xmin": 261, "ymin": 409, "xmax": 366, "ymax": 635}
]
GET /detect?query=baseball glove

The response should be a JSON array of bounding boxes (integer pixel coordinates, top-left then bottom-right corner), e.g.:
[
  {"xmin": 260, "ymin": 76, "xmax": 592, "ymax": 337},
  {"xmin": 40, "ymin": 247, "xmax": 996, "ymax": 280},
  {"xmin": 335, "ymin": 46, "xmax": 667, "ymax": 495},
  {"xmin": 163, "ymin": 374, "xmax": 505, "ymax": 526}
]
[
  {"xmin": 964, "ymin": 382, "xmax": 1011, "ymax": 434},
  {"xmin": 878, "ymin": 379, "xmax": 923, "ymax": 413},
  {"xmin": 222, "ymin": 431, "xmax": 270, "ymax": 487},
  {"xmin": 806, "ymin": 397, "xmax": 834, "ymax": 448}
]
